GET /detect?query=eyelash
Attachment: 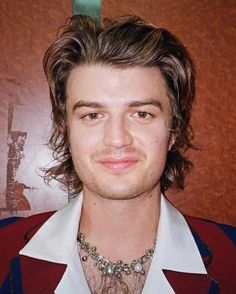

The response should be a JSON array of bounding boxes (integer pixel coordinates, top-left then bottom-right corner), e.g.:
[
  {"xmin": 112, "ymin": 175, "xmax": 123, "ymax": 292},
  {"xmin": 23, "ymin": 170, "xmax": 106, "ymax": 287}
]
[
  {"xmin": 81, "ymin": 113, "xmax": 101, "ymax": 120},
  {"xmin": 134, "ymin": 111, "xmax": 153, "ymax": 119}
]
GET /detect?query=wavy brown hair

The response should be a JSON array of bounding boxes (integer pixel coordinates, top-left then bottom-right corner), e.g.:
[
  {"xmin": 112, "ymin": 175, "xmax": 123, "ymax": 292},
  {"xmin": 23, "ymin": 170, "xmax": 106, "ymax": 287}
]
[{"xmin": 43, "ymin": 14, "xmax": 195, "ymax": 195}]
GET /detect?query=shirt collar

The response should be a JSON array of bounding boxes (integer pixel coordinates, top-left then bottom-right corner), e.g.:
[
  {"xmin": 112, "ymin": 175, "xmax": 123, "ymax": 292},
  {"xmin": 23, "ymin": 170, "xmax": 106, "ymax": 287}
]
[
  {"xmin": 142, "ymin": 195, "xmax": 207, "ymax": 293},
  {"xmin": 156, "ymin": 195, "xmax": 207, "ymax": 273},
  {"xmin": 20, "ymin": 192, "xmax": 207, "ymax": 294},
  {"xmin": 20, "ymin": 193, "xmax": 83, "ymax": 264}
]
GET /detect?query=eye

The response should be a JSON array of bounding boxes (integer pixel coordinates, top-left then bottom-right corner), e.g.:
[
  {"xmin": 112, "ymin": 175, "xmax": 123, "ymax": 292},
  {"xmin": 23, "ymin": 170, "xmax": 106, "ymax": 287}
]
[
  {"xmin": 135, "ymin": 111, "xmax": 153, "ymax": 119},
  {"xmin": 81, "ymin": 113, "xmax": 101, "ymax": 120}
]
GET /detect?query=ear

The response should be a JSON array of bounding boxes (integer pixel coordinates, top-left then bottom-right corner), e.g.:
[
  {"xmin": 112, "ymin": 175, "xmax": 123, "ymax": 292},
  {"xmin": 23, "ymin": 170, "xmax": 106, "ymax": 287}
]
[{"xmin": 168, "ymin": 134, "xmax": 176, "ymax": 151}]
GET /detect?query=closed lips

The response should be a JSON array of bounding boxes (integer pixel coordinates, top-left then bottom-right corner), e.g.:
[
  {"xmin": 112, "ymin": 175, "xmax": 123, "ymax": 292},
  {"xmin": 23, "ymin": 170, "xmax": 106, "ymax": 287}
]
[{"xmin": 98, "ymin": 158, "xmax": 139, "ymax": 170}]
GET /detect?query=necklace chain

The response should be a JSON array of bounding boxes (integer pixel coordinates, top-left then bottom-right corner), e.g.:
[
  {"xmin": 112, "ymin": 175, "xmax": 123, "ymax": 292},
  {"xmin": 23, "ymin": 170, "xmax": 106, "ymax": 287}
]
[{"xmin": 77, "ymin": 233, "xmax": 156, "ymax": 278}]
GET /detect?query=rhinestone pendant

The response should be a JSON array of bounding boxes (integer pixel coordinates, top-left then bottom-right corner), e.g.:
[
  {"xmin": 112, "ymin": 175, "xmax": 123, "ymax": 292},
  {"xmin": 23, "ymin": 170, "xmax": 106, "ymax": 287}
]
[
  {"xmin": 82, "ymin": 256, "xmax": 88, "ymax": 261},
  {"xmin": 134, "ymin": 262, "xmax": 143, "ymax": 273},
  {"xmin": 107, "ymin": 266, "xmax": 114, "ymax": 276}
]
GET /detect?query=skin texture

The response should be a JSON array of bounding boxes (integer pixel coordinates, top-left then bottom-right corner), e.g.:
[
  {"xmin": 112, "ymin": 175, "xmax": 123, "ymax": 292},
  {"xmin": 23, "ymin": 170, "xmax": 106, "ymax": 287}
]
[{"xmin": 66, "ymin": 64, "xmax": 174, "ymax": 292}]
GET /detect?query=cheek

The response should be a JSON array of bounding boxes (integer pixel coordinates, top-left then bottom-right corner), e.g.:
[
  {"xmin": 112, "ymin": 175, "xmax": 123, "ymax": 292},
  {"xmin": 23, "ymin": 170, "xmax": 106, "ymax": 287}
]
[
  {"xmin": 69, "ymin": 130, "xmax": 100, "ymax": 166},
  {"xmin": 142, "ymin": 131, "xmax": 170, "ymax": 165},
  {"xmin": 138, "ymin": 124, "xmax": 170, "ymax": 148}
]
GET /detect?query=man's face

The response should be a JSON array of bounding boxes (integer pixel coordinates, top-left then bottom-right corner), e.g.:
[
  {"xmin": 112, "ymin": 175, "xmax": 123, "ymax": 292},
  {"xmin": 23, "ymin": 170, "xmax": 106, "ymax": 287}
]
[{"xmin": 66, "ymin": 64, "xmax": 173, "ymax": 200}]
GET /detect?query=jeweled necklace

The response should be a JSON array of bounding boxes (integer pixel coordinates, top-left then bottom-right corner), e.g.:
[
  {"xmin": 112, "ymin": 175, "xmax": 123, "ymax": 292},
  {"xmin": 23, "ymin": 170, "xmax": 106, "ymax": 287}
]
[{"xmin": 77, "ymin": 232, "xmax": 156, "ymax": 278}]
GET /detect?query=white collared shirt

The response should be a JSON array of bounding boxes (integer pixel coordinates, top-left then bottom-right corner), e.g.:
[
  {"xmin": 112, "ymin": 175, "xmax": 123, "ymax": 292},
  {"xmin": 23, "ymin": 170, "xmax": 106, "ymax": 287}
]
[{"xmin": 20, "ymin": 193, "xmax": 207, "ymax": 293}]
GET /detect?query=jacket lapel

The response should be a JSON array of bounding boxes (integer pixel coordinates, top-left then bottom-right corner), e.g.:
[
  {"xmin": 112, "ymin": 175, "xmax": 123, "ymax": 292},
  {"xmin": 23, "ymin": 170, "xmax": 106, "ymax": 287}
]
[
  {"xmin": 163, "ymin": 218, "xmax": 219, "ymax": 294},
  {"xmin": 164, "ymin": 269, "xmax": 217, "ymax": 294}
]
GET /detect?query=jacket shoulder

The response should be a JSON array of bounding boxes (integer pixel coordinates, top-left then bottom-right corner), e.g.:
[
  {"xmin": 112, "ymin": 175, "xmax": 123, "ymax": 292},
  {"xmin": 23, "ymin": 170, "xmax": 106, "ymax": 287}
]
[
  {"xmin": 0, "ymin": 216, "xmax": 22, "ymax": 229},
  {"xmin": 0, "ymin": 211, "xmax": 55, "ymax": 285},
  {"xmin": 185, "ymin": 216, "xmax": 236, "ymax": 245},
  {"xmin": 0, "ymin": 211, "xmax": 55, "ymax": 245}
]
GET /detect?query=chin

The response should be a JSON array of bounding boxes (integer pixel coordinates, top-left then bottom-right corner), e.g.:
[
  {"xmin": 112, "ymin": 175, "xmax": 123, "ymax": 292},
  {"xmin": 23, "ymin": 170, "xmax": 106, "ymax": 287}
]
[
  {"xmin": 86, "ymin": 181, "xmax": 151, "ymax": 201},
  {"xmin": 80, "ymin": 169, "xmax": 162, "ymax": 200}
]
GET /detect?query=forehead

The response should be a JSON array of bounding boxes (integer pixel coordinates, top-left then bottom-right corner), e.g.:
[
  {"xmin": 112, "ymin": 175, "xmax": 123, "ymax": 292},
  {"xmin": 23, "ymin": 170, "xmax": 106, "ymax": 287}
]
[{"xmin": 66, "ymin": 64, "xmax": 170, "ymax": 109}]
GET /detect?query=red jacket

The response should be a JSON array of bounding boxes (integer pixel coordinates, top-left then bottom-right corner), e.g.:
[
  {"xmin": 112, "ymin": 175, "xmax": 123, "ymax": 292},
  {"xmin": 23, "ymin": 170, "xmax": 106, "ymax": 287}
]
[{"xmin": 0, "ymin": 212, "xmax": 235, "ymax": 293}]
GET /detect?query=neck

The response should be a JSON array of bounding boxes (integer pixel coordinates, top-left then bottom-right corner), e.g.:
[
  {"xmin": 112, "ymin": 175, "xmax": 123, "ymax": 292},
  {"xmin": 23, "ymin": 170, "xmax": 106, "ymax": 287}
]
[{"xmin": 79, "ymin": 187, "xmax": 161, "ymax": 262}]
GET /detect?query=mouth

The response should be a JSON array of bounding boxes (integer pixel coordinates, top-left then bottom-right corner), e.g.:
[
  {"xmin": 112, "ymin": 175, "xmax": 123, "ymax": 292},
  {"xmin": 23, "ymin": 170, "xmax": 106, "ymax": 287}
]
[{"xmin": 98, "ymin": 157, "xmax": 139, "ymax": 172}]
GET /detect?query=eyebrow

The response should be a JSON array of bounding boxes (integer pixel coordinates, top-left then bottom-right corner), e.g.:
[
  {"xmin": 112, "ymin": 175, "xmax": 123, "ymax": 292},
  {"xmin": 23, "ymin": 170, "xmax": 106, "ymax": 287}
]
[
  {"xmin": 72, "ymin": 98, "xmax": 163, "ymax": 113},
  {"xmin": 72, "ymin": 100, "xmax": 103, "ymax": 112},
  {"xmin": 128, "ymin": 99, "xmax": 163, "ymax": 112}
]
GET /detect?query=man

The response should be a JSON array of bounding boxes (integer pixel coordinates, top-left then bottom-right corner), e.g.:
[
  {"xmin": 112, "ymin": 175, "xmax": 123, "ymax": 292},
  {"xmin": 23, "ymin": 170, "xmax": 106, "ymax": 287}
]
[{"xmin": 0, "ymin": 14, "xmax": 235, "ymax": 294}]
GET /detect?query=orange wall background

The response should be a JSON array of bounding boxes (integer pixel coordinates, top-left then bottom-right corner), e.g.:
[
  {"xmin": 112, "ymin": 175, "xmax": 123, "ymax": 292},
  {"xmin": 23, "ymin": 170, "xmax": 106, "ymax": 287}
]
[
  {"xmin": 0, "ymin": 0, "xmax": 71, "ymax": 218},
  {"xmin": 0, "ymin": 1, "xmax": 235, "ymax": 225}
]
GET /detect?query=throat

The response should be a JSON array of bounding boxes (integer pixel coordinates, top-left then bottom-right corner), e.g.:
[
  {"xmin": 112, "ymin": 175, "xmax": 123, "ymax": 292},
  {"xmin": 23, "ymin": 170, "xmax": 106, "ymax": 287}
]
[
  {"xmin": 78, "ymin": 188, "xmax": 161, "ymax": 293},
  {"xmin": 79, "ymin": 188, "xmax": 161, "ymax": 262}
]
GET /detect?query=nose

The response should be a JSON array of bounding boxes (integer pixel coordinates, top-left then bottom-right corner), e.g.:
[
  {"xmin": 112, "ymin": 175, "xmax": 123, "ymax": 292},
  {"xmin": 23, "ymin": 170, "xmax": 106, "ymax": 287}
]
[{"xmin": 103, "ymin": 116, "xmax": 133, "ymax": 148}]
